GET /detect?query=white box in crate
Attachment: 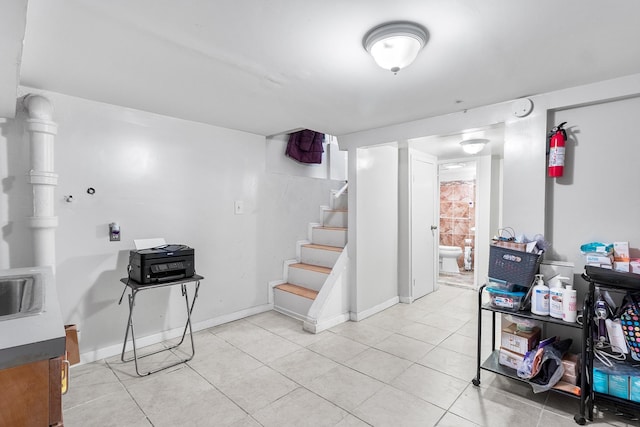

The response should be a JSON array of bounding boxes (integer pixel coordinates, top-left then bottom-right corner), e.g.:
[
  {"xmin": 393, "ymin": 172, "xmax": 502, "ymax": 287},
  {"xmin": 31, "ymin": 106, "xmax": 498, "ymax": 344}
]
[{"xmin": 499, "ymin": 347, "xmax": 525, "ymax": 370}]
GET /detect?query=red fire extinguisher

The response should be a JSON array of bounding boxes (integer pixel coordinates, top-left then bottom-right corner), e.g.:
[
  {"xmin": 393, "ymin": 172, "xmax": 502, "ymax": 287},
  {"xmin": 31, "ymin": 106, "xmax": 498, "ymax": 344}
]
[{"xmin": 548, "ymin": 122, "xmax": 567, "ymax": 177}]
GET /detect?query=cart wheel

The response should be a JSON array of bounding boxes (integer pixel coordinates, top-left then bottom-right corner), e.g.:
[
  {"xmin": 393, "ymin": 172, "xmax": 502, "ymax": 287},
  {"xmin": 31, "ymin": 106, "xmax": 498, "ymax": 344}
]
[
  {"xmin": 573, "ymin": 414, "xmax": 586, "ymax": 425},
  {"xmin": 472, "ymin": 378, "xmax": 480, "ymax": 387}
]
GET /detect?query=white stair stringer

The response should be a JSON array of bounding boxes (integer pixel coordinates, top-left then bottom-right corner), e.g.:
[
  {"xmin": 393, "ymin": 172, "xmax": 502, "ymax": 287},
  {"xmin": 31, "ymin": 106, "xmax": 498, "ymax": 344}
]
[{"xmin": 304, "ymin": 244, "xmax": 350, "ymax": 333}]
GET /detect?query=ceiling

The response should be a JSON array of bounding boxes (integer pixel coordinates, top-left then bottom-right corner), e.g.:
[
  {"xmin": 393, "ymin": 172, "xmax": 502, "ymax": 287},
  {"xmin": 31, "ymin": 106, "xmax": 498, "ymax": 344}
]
[{"xmin": 4, "ymin": 1, "xmax": 640, "ymax": 138}]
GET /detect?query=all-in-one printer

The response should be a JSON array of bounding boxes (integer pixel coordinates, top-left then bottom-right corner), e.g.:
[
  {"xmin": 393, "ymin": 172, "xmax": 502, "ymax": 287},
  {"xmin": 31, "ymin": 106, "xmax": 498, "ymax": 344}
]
[{"xmin": 128, "ymin": 244, "xmax": 195, "ymax": 284}]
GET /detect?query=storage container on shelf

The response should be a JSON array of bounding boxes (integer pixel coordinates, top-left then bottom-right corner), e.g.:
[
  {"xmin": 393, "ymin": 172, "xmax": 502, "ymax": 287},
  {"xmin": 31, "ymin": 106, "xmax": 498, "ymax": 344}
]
[{"xmin": 486, "ymin": 287, "xmax": 526, "ymax": 312}]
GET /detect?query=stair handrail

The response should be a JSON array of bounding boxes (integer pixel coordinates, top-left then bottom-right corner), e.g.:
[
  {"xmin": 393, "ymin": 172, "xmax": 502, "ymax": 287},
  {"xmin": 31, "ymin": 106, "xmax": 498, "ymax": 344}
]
[{"xmin": 334, "ymin": 182, "xmax": 348, "ymax": 199}]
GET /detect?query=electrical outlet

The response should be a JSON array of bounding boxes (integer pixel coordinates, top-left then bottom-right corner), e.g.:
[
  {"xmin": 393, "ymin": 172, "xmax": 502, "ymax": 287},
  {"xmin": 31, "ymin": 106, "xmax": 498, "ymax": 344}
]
[{"xmin": 234, "ymin": 201, "xmax": 244, "ymax": 215}]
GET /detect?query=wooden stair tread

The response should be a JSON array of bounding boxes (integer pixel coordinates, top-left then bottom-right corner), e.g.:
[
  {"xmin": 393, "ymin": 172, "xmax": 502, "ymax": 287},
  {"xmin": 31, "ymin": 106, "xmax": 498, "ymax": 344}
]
[
  {"xmin": 275, "ymin": 283, "xmax": 318, "ymax": 300},
  {"xmin": 302, "ymin": 243, "xmax": 343, "ymax": 252},
  {"xmin": 289, "ymin": 263, "xmax": 332, "ymax": 274}
]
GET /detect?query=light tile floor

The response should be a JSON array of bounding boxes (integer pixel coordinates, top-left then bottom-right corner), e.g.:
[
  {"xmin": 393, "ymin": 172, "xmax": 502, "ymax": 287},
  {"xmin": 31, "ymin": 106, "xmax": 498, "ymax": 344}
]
[{"xmin": 63, "ymin": 284, "xmax": 639, "ymax": 426}]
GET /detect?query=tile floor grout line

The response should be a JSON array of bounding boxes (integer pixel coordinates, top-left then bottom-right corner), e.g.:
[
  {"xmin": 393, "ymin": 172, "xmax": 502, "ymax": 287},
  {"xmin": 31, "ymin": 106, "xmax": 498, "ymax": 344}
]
[
  {"xmin": 64, "ymin": 284, "xmax": 587, "ymax": 426},
  {"xmin": 103, "ymin": 358, "xmax": 158, "ymax": 426}
]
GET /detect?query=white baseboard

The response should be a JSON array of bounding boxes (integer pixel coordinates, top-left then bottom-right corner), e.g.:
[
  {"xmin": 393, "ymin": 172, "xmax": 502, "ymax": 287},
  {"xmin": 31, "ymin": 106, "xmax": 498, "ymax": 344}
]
[
  {"xmin": 273, "ymin": 305, "xmax": 309, "ymax": 323},
  {"xmin": 399, "ymin": 296, "xmax": 413, "ymax": 304},
  {"xmin": 268, "ymin": 279, "xmax": 285, "ymax": 305},
  {"xmin": 76, "ymin": 303, "xmax": 273, "ymax": 365},
  {"xmin": 303, "ymin": 312, "xmax": 350, "ymax": 334},
  {"xmin": 349, "ymin": 296, "xmax": 399, "ymax": 322}
]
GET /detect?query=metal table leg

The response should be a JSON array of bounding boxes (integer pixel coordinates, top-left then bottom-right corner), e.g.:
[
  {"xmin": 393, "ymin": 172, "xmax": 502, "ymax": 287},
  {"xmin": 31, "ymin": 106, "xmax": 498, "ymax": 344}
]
[{"xmin": 120, "ymin": 280, "xmax": 200, "ymax": 376}]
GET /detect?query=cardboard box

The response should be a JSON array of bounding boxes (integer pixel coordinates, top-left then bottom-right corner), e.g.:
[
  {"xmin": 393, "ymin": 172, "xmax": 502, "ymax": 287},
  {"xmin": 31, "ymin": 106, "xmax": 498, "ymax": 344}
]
[
  {"xmin": 500, "ymin": 323, "xmax": 540, "ymax": 355},
  {"xmin": 609, "ymin": 374, "xmax": 630, "ymax": 400},
  {"xmin": 630, "ymin": 376, "xmax": 640, "ymax": 402},
  {"xmin": 614, "ymin": 261, "xmax": 630, "ymax": 273},
  {"xmin": 499, "ymin": 347, "xmax": 525, "ymax": 370},
  {"xmin": 585, "ymin": 254, "xmax": 613, "ymax": 265},
  {"xmin": 614, "ymin": 242, "xmax": 630, "ymax": 272},
  {"xmin": 561, "ymin": 353, "xmax": 580, "ymax": 377},
  {"xmin": 492, "ymin": 240, "xmax": 526, "ymax": 252},
  {"xmin": 65, "ymin": 324, "xmax": 80, "ymax": 365},
  {"xmin": 614, "ymin": 241, "xmax": 630, "ymax": 259},
  {"xmin": 562, "ymin": 372, "xmax": 578, "ymax": 385},
  {"xmin": 593, "ymin": 368, "xmax": 608, "ymax": 394}
]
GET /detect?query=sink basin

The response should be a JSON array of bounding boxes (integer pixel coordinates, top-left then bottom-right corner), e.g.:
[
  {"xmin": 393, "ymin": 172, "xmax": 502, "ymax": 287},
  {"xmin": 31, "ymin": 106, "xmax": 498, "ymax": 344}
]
[{"xmin": 0, "ymin": 275, "xmax": 44, "ymax": 320}]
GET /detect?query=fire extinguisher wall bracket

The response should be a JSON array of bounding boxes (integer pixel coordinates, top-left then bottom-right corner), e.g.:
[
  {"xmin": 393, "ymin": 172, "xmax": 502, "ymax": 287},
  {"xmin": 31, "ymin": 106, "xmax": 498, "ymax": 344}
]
[{"xmin": 548, "ymin": 122, "xmax": 567, "ymax": 178}]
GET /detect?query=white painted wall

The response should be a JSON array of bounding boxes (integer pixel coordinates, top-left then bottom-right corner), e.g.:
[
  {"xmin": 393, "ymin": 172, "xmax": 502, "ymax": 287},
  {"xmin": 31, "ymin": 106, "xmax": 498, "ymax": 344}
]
[
  {"xmin": 1, "ymin": 88, "xmax": 340, "ymax": 361},
  {"xmin": 546, "ymin": 96, "xmax": 640, "ymax": 282},
  {"xmin": 266, "ymin": 133, "xmax": 347, "ymax": 181},
  {"xmin": 339, "ymin": 74, "xmax": 640, "ymax": 313},
  {"xmin": 354, "ymin": 145, "xmax": 398, "ymax": 317}
]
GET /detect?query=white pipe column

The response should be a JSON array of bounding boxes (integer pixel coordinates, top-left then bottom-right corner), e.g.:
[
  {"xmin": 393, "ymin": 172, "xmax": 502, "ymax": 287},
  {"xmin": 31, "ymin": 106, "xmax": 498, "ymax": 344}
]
[{"xmin": 23, "ymin": 94, "xmax": 58, "ymax": 269}]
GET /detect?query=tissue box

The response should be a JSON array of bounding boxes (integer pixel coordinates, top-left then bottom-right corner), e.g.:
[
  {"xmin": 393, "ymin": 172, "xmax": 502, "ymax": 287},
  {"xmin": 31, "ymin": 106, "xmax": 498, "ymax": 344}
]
[
  {"xmin": 501, "ymin": 323, "xmax": 540, "ymax": 354},
  {"xmin": 631, "ymin": 259, "xmax": 640, "ymax": 274}
]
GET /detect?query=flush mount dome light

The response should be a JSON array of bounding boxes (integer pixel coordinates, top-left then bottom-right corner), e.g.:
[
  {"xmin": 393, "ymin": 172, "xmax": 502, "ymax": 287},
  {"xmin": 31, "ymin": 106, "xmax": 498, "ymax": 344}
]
[
  {"xmin": 460, "ymin": 139, "xmax": 489, "ymax": 154},
  {"xmin": 363, "ymin": 21, "xmax": 428, "ymax": 74}
]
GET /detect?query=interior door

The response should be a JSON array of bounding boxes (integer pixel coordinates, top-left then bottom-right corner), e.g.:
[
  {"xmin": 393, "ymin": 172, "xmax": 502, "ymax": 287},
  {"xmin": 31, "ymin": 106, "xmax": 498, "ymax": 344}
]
[{"xmin": 411, "ymin": 152, "xmax": 438, "ymax": 299}]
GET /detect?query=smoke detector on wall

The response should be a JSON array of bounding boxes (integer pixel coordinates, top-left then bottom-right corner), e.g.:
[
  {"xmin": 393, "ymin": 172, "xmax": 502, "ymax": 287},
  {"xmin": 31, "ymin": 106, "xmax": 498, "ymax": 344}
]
[{"xmin": 512, "ymin": 98, "xmax": 534, "ymax": 118}]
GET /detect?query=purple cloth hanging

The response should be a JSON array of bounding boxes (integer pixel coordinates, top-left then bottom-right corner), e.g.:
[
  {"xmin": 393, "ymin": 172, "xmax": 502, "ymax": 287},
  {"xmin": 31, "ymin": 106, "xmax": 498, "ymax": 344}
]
[{"xmin": 285, "ymin": 130, "xmax": 324, "ymax": 164}]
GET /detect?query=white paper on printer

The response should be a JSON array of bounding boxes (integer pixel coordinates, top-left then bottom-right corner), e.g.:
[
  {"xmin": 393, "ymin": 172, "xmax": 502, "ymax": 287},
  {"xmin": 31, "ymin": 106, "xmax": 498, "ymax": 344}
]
[{"xmin": 134, "ymin": 238, "xmax": 166, "ymax": 250}]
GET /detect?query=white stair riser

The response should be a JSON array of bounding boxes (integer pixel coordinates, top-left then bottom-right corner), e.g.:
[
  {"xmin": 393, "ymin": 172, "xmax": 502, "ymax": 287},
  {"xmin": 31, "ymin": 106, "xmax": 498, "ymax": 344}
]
[
  {"xmin": 301, "ymin": 247, "xmax": 341, "ymax": 269},
  {"xmin": 287, "ymin": 267, "xmax": 328, "ymax": 291},
  {"xmin": 312, "ymin": 227, "xmax": 347, "ymax": 247},
  {"xmin": 331, "ymin": 193, "xmax": 348, "ymax": 210},
  {"xmin": 274, "ymin": 289, "xmax": 313, "ymax": 319},
  {"xmin": 323, "ymin": 210, "xmax": 348, "ymax": 228}
]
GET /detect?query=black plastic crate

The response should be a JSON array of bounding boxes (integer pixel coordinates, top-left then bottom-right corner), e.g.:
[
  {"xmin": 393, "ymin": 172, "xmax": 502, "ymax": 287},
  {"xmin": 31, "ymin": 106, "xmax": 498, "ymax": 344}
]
[{"xmin": 488, "ymin": 244, "xmax": 542, "ymax": 288}]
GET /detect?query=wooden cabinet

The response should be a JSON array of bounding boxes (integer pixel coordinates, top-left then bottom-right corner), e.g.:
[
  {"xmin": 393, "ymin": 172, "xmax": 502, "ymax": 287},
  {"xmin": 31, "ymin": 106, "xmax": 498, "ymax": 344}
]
[{"xmin": 0, "ymin": 357, "xmax": 63, "ymax": 426}]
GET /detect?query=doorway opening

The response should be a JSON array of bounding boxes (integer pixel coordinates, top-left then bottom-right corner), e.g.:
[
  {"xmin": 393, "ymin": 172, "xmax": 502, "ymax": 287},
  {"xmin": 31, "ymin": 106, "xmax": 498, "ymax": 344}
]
[{"xmin": 437, "ymin": 161, "xmax": 477, "ymax": 290}]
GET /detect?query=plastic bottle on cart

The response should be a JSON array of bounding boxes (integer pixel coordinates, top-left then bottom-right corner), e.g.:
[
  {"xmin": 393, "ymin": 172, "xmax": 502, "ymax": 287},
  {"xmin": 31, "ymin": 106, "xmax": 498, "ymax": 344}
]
[
  {"xmin": 531, "ymin": 274, "xmax": 549, "ymax": 316},
  {"xmin": 563, "ymin": 283, "xmax": 578, "ymax": 323},
  {"xmin": 549, "ymin": 276, "xmax": 568, "ymax": 319}
]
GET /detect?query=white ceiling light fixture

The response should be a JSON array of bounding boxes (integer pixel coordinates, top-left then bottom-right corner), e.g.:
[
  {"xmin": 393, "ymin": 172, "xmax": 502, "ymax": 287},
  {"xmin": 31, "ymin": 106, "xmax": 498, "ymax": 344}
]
[
  {"xmin": 460, "ymin": 139, "xmax": 489, "ymax": 154},
  {"xmin": 363, "ymin": 21, "xmax": 428, "ymax": 74}
]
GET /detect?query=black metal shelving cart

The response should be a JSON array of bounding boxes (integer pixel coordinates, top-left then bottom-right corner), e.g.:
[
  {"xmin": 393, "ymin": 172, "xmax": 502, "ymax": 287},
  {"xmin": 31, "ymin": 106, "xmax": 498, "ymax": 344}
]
[
  {"xmin": 583, "ymin": 266, "xmax": 640, "ymax": 423},
  {"xmin": 472, "ymin": 283, "xmax": 591, "ymax": 425}
]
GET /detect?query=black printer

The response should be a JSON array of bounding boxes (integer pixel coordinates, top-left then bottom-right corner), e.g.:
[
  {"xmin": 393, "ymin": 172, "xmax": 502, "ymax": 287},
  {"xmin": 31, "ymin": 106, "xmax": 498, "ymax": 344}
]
[{"xmin": 129, "ymin": 244, "xmax": 195, "ymax": 284}]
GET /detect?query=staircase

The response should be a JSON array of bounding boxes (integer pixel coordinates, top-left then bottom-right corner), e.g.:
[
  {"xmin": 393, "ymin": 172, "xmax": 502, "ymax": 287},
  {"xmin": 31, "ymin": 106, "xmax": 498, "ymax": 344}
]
[{"xmin": 273, "ymin": 188, "xmax": 348, "ymax": 325}]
